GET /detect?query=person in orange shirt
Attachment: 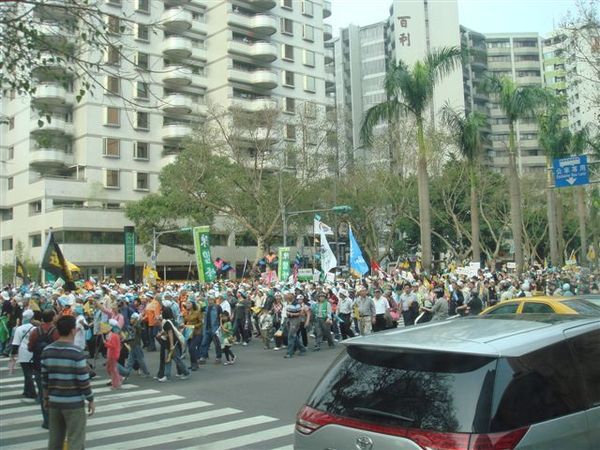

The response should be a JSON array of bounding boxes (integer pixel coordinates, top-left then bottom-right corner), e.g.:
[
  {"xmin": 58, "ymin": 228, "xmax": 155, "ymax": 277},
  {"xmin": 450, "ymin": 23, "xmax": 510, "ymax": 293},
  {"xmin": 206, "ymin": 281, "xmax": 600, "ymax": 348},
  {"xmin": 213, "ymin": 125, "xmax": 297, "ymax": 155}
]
[{"xmin": 142, "ymin": 292, "xmax": 161, "ymax": 352}]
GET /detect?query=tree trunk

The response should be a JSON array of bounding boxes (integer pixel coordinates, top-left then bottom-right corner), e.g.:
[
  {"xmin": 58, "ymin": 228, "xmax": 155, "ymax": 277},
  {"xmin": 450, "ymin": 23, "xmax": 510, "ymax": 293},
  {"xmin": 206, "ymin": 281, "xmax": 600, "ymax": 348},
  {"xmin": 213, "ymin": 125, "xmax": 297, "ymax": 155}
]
[
  {"xmin": 255, "ymin": 235, "xmax": 266, "ymax": 261},
  {"xmin": 508, "ymin": 122, "xmax": 524, "ymax": 275},
  {"xmin": 577, "ymin": 186, "xmax": 588, "ymax": 266},
  {"xmin": 416, "ymin": 119, "xmax": 433, "ymax": 272},
  {"xmin": 470, "ymin": 169, "xmax": 481, "ymax": 264},
  {"xmin": 546, "ymin": 156, "xmax": 559, "ymax": 267},
  {"xmin": 556, "ymin": 191, "xmax": 565, "ymax": 265}
]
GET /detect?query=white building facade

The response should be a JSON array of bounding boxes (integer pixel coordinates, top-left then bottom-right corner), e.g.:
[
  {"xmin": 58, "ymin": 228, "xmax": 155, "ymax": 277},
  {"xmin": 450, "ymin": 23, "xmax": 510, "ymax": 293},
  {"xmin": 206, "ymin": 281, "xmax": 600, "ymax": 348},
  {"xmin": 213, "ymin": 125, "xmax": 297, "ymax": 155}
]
[{"xmin": 0, "ymin": 0, "xmax": 333, "ymax": 280}]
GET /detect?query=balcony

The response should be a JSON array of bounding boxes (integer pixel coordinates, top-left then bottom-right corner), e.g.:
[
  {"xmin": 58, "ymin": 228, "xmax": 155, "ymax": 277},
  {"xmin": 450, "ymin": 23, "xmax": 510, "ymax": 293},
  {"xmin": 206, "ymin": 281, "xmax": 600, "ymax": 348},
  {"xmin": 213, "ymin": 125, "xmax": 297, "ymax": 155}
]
[
  {"xmin": 161, "ymin": 8, "xmax": 193, "ymax": 32},
  {"xmin": 160, "ymin": 94, "xmax": 193, "ymax": 114},
  {"xmin": 32, "ymin": 52, "xmax": 70, "ymax": 77},
  {"xmin": 240, "ymin": 0, "xmax": 276, "ymax": 11},
  {"xmin": 162, "ymin": 65, "xmax": 193, "ymax": 85},
  {"xmin": 323, "ymin": 1, "xmax": 332, "ymax": 18},
  {"xmin": 36, "ymin": 1, "xmax": 71, "ymax": 20},
  {"xmin": 38, "ymin": 22, "xmax": 75, "ymax": 45},
  {"xmin": 164, "ymin": 0, "xmax": 191, "ymax": 5},
  {"xmin": 324, "ymin": 23, "xmax": 333, "ymax": 41},
  {"xmin": 30, "ymin": 117, "xmax": 73, "ymax": 135},
  {"xmin": 32, "ymin": 83, "xmax": 69, "ymax": 105},
  {"xmin": 162, "ymin": 123, "xmax": 192, "ymax": 141},
  {"xmin": 324, "ymin": 47, "xmax": 334, "ymax": 64},
  {"xmin": 30, "ymin": 148, "xmax": 74, "ymax": 168},
  {"xmin": 228, "ymin": 12, "xmax": 277, "ymax": 35},
  {"xmin": 231, "ymin": 97, "xmax": 277, "ymax": 112},
  {"xmin": 325, "ymin": 71, "xmax": 335, "ymax": 88},
  {"xmin": 229, "ymin": 40, "xmax": 277, "ymax": 62},
  {"xmin": 229, "ymin": 68, "xmax": 278, "ymax": 89},
  {"xmin": 162, "ymin": 36, "xmax": 192, "ymax": 59}
]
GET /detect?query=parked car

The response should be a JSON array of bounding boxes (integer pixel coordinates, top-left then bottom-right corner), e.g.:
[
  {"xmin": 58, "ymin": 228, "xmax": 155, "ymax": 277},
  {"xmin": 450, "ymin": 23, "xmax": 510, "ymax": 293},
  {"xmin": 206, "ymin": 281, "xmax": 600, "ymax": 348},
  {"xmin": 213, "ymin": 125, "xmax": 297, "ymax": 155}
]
[
  {"xmin": 480, "ymin": 296, "xmax": 600, "ymax": 315},
  {"xmin": 577, "ymin": 295, "xmax": 600, "ymax": 309},
  {"xmin": 295, "ymin": 315, "xmax": 600, "ymax": 450}
]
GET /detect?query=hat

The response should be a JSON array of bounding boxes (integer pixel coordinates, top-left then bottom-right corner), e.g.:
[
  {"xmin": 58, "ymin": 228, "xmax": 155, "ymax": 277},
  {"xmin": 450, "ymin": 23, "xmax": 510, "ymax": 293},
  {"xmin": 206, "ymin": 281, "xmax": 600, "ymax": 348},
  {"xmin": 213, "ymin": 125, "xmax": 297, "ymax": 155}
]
[
  {"xmin": 130, "ymin": 312, "xmax": 140, "ymax": 321},
  {"xmin": 1, "ymin": 291, "xmax": 10, "ymax": 301},
  {"xmin": 22, "ymin": 309, "xmax": 34, "ymax": 320},
  {"xmin": 108, "ymin": 319, "xmax": 120, "ymax": 328},
  {"xmin": 562, "ymin": 283, "xmax": 571, "ymax": 291},
  {"xmin": 162, "ymin": 299, "xmax": 173, "ymax": 308}
]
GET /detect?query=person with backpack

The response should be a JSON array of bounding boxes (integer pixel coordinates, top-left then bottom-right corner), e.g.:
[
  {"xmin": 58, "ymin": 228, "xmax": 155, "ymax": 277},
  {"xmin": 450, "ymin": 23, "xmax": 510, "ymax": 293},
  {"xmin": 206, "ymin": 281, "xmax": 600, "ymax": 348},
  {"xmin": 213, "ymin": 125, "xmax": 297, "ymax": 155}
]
[
  {"xmin": 10, "ymin": 309, "xmax": 36, "ymax": 399},
  {"xmin": 28, "ymin": 309, "xmax": 59, "ymax": 429}
]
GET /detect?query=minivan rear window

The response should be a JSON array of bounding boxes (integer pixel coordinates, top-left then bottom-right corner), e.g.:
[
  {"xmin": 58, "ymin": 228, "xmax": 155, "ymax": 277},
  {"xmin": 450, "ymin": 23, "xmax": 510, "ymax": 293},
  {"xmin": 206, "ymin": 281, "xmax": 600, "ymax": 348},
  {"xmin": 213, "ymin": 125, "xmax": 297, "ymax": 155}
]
[
  {"xmin": 562, "ymin": 299, "xmax": 600, "ymax": 315},
  {"xmin": 307, "ymin": 346, "xmax": 497, "ymax": 433}
]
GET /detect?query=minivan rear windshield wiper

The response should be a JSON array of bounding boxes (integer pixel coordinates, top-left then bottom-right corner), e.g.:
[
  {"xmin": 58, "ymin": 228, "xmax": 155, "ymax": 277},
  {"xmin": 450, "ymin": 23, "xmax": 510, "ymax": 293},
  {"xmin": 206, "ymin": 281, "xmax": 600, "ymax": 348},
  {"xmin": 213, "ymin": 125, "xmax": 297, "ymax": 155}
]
[{"xmin": 352, "ymin": 407, "xmax": 415, "ymax": 423}]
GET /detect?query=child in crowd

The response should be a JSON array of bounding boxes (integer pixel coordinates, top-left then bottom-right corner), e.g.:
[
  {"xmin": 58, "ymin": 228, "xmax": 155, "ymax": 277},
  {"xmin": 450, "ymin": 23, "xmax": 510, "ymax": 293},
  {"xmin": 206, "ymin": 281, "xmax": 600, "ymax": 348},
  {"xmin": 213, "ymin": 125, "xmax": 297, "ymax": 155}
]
[
  {"xmin": 104, "ymin": 318, "xmax": 123, "ymax": 389},
  {"xmin": 220, "ymin": 311, "xmax": 236, "ymax": 365},
  {"xmin": 124, "ymin": 313, "xmax": 150, "ymax": 377},
  {"xmin": 258, "ymin": 307, "xmax": 274, "ymax": 349}
]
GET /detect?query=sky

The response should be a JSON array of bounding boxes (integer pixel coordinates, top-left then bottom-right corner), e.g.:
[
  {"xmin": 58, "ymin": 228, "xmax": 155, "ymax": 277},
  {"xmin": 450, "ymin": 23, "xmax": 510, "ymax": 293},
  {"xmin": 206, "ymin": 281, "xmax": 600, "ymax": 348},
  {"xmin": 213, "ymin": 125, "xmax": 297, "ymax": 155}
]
[{"xmin": 329, "ymin": 0, "xmax": 579, "ymax": 36}]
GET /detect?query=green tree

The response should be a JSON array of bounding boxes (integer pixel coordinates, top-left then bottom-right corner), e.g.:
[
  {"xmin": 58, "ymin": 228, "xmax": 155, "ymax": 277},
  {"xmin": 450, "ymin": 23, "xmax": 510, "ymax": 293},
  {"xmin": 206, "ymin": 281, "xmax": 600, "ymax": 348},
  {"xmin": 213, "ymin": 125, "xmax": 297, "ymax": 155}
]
[
  {"xmin": 360, "ymin": 47, "xmax": 462, "ymax": 272},
  {"xmin": 441, "ymin": 107, "xmax": 487, "ymax": 263},
  {"xmin": 484, "ymin": 76, "xmax": 546, "ymax": 274}
]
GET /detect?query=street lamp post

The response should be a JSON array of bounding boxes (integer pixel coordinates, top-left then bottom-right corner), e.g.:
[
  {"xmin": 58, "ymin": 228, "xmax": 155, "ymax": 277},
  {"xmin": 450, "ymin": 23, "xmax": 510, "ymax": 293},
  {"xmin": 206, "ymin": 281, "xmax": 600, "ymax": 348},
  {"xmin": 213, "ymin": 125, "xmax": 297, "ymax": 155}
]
[
  {"xmin": 282, "ymin": 205, "xmax": 351, "ymax": 247},
  {"xmin": 151, "ymin": 227, "xmax": 192, "ymax": 270}
]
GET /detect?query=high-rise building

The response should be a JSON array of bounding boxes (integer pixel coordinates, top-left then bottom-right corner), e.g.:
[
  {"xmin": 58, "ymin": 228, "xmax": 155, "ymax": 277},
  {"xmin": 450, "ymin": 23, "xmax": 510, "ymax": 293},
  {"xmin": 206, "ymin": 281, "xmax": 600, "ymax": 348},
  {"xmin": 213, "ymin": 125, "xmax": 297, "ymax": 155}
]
[
  {"xmin": 333, "ymin": 0, "xmax": 464, "ymax": 166},
  {"xmin": 0, "ymin": 0, "xmax": 333, "ymax": 280},
  {"xmin": 484, "ymin": 33, "xmax": 546, "ymax": 174}
]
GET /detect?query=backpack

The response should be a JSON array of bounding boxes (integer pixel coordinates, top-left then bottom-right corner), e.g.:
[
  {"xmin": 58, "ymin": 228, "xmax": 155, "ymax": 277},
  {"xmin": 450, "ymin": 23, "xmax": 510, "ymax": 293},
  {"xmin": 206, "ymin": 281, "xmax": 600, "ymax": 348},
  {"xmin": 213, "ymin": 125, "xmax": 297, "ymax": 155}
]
[{"xmin": 31, "ymin": 326, "xmax": 56, "ymax": 370}]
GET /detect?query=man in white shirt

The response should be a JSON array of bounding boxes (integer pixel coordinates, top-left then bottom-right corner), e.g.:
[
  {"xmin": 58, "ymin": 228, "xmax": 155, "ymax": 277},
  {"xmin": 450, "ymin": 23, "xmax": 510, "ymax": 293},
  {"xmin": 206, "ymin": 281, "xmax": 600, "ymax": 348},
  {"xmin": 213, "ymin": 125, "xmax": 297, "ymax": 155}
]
[
  {"xmin": 11, "ymin": 309, "xmax": 36, "ymax": 399},
  {"xmin": 372, "ymin": 289, "xmax": 390, "ymax": 332},
  {"xmin": 399, "ymin": 284, "xmax": 418, "ymax": 326}
]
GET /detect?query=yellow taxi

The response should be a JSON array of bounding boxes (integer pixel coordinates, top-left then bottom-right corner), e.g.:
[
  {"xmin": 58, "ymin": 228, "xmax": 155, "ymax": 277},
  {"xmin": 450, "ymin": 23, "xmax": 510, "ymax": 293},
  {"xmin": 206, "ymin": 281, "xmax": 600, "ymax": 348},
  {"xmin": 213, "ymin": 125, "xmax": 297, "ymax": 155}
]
[{"xmin": 480, "ymin": 296, "xmax": 600, "ymax": 315}]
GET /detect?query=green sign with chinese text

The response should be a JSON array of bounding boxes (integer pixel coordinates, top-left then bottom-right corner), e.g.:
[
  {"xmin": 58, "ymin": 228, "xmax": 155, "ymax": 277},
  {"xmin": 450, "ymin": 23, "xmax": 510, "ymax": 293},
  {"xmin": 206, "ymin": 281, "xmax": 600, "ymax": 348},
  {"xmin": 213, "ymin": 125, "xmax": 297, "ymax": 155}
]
[{"xmin": 193, "ymin": 226, "xmax": 217, "ymax": 283}]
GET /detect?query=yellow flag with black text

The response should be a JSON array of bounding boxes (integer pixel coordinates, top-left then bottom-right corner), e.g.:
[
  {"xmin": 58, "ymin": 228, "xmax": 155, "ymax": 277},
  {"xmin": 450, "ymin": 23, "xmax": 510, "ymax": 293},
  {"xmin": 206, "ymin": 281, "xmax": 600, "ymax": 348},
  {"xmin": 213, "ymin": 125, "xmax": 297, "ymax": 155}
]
[{"xmin": 41, "ymin": 232, "xmax": 76, "ymax": 290}]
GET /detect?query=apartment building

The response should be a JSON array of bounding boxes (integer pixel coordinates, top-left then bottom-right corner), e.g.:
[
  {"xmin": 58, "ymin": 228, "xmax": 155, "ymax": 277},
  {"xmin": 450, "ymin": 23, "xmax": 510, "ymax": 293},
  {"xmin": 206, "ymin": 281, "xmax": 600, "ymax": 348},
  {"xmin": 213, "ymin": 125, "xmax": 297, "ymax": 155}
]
[
  {"xmin": 0, "ymin": 0, "xmax": 333, "ymax": 280},
  {"xmin": 484, "ymin": 33, "xmax": 546, "ymax": 174},
  {"xmin": 333, "ymin": 0, "xmax": 464, "ymax": 166}
]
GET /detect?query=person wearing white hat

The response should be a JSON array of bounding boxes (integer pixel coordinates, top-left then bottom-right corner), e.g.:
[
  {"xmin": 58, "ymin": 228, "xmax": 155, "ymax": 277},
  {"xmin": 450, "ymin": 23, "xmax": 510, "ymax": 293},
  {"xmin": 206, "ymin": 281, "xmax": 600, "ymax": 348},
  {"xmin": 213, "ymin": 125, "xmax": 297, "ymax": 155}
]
[
  {"xmin": 104, "ymin": 319, "xmax": 123, "ymax": 389},
  {"xmin": 336, "ymin": 289, "xmax": 355, "ymax": 340}
]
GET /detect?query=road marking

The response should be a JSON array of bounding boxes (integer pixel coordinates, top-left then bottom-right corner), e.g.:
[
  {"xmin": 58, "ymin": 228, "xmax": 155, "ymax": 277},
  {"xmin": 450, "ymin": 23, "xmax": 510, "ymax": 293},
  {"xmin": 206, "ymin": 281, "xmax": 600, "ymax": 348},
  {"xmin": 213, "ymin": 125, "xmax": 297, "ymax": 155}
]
[
  {"xmin": 88, "ymin": 416, "xmax": 279, "ymax": 450},
  {"xmin": 193, "ymin": 424, "xmax": 295, "ymax": 450}
]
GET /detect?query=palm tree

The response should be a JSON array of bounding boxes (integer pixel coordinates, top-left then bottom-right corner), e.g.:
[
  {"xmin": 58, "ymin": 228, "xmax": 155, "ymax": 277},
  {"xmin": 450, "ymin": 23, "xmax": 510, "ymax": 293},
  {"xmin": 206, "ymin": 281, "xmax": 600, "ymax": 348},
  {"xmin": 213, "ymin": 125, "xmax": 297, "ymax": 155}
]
[
  {"xmin": 538, "ymin": 95, "xmax": 571, "ymax": 267},
  {"xmin": 484, "ymin": 76, "xmax": 546, "ymax": 274},
  {"xmin": 441, "ymin": 107, "xmax": 487, "ymax": 264},
  {"xmin": 360, "ymin": 47, "xmax": 462, "ymax": 271}
]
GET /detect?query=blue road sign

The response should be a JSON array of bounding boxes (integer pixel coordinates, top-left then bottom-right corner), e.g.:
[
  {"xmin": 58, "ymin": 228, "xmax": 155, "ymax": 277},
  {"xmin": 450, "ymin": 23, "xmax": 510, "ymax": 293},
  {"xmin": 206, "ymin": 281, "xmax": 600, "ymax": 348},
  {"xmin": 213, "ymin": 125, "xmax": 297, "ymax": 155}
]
[{"xmin": 553, "ymin": 155, "xmax": 589, "ymax": 188}]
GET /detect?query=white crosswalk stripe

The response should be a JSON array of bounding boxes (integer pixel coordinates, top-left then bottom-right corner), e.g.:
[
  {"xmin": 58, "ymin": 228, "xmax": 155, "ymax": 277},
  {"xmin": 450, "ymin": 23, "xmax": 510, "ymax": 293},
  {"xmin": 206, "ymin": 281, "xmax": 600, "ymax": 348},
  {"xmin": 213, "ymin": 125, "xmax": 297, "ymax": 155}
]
[{"xmin": 1, "ymin": 381, "xmax": 295, "ymax": 450}]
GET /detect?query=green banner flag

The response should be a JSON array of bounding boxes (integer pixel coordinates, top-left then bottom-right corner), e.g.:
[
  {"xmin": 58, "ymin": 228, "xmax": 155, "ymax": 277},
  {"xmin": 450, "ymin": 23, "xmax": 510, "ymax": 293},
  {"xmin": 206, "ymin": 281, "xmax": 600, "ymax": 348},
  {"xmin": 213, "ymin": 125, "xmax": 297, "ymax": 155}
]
[
  {"xmin": 278, "ymin": 247, "xmax": 291, "ymax": 281},
  {"xmin": 193, "ymin": 226, "xmax": 217, "ymax": 283},
  {"xmin": 124, "ymin": 228, "xmax": 136, "ymax": 266}
]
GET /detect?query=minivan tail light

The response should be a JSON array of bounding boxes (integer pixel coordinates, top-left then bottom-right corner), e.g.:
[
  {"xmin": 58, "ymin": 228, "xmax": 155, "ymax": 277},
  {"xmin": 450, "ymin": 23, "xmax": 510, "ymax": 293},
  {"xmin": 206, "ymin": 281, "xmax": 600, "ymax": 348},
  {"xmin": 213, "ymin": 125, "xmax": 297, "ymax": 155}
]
[{"xmin": 296, "ymin": 406, "xmax": 528, "ymax": 450}]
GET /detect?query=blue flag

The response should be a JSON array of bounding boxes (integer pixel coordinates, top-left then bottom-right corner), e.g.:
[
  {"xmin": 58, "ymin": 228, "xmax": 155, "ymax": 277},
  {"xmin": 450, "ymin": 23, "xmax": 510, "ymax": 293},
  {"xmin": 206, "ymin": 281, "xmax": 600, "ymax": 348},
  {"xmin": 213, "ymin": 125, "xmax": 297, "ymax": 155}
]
[{"xmin": 349, "ymin": 226, "xmax": 369, "ymax": 278}]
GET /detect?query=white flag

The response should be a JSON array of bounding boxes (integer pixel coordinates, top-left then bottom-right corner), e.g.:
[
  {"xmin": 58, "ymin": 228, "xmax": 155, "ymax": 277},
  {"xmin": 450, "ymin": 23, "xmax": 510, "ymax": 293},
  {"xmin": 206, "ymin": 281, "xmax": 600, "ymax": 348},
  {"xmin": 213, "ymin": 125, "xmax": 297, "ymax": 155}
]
[
  {"xmin": 314, "ymin": 218, "xmax": 334, "ymax": 235},
  {"xmin": 319, "ymin": 230, "xmax": 337, "ymax": 273}
]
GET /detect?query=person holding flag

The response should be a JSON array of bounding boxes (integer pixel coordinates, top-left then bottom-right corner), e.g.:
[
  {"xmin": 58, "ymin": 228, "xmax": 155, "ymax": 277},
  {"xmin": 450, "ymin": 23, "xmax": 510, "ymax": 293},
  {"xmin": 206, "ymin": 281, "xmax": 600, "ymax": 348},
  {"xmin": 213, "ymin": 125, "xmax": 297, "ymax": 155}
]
[
  {"xmin": 40, "ymin": 231, "xmax": 77, "ymax": 291},
  {"xmin": 15, "ymin": 257, "xmax": 31, "ymax": 286}
]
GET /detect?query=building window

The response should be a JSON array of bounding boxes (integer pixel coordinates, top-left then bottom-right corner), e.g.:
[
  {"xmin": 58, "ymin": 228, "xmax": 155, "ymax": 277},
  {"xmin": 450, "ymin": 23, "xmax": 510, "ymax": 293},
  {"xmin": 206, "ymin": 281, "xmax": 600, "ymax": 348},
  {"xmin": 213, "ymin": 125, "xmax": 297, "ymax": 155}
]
[
  {"xmin": 107, "ymin": 15, "xmax": 121, "ymax": 34},
  {"xmin": 283, "ymin": 71, "xmax": 295, "ymax": 87},
  {"xmin": 135, "ymin": 172, "xmax": 149, "ymax": 190},
  {"xmin": 282, "ymin": 44, "xmax": 294, "ymax": 61},
  {"xmin": 303, "ymin": 49, "xmax": 315, "ymax": 67},
  {"xmin": 137, "ymin": 0, "xmax": 149, "ymax": 12},
  {"xmin": 304, "ymin": 101, "xmax": 317, "ymax": 118},
  {"xmin": 134, "ymin": 141, "xmax": 149, "ymax": 160},
  {"xmin": 304, "ymin": 75, "xmax": 316, "ymax": 93},
  {"xmin": 285, "ymin": 97, "xmax": 295, "ymax": 113},
  {"xmin": 1, "ymin": 208, "xmax": 13, "ymax": 221},
  {"xmin": 281, "ymin": 18, "xmax": 293, "ymax": 36},
  {"xmin": 103, "ymin": 138, "xmax": 120, "ymax": 157},
  {"xmin": 8, "ymin": 117, "xmax": 14, "ymax": 130},
  {"xmin": 7, "ymin": 146, "xmax": 14, "ymax": 160},
  {"xmin": 302, "ymin": 0, "xmax": 314, "ymax": 17},
  {"xmin": 105, "ymin": 169, "xmax": 120, "ymax": 189},
  {"xmin": 105, "ymin": 107, "xmax": 120, "ymax": 126},
  {"xmin": 106, "ymin": 76, "xmax": 120, "ymax": 95},
  {"xmin": 1, "ymin": 238, "xmax": 13, "ymax": 251},
  {"xmin": 8, "ymin": 177, "xmax": 14, "ymax": 190},
  {"xmin": 30, "ymin": 234, "xmax": 42, "ymax": 248},
  {"xmin": 137, "ymin": 23, "xmax": 149, "ymax": 41},
  {"xmin": 29, "ymin": 200, "xmax": 42, "ymax": 216},
  {"xmin": 303, "ymin": 24, "xmax": 315, "ymax": 42},
  {"xmin": 305, "ymin": 127, "xmax": 318, "ymax": 145},
  {"xmin": 136, "ymin": 52, "xmax": 149, "ymax": 70},
  {"xmin": 281, "ymin": 0, "xmax": 293, "ymax": 10},
  {"xmin": 136, "ymin": 81, "xmax": 149, "ymax": 99},
  {"xmin": 106, "ymin": 45, "xmax": 120, "ymax": 65},
  {"xmin": 285, "ymin": 124, "xmax": 296, "ymax": 140},
  {"xmin": 136, "ymin": 111, "xmax": 149, "ymax": 130}
]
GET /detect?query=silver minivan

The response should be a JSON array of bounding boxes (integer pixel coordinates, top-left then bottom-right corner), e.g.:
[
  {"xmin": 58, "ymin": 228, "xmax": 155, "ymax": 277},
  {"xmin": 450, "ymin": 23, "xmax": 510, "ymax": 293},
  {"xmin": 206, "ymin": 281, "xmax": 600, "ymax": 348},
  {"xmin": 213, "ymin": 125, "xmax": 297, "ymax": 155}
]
[{"xmin": 295, "ymin": 315, "xmax": 600, "ymax": 450}]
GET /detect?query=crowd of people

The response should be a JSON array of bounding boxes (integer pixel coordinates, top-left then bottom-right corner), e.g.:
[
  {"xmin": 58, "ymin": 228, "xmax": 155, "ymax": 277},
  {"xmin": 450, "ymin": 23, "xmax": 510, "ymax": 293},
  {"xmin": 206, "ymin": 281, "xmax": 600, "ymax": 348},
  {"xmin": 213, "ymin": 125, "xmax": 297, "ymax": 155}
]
[{"xmin": 1, "ymin": 264, "xmax": 598, "ymax": 436}]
